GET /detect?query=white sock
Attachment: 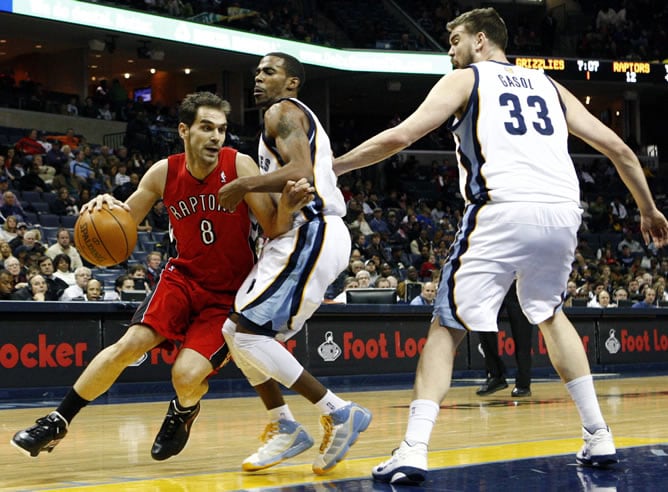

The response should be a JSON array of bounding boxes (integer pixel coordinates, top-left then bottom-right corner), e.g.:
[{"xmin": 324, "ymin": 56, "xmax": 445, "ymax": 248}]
[
  {"xmin": 566, "ymin": 375, "xmax": 606, "ymax": 433},
  {"xmin": 268, "ymin": 404, "xmax": 295, "ymax": 422},
  {"xmin": 315, "ymin": 390, "xmax": 348, "ymax": 415},
  {"xmin": 405, "ymin": 399, "xmax": 439, "ymax": 447}
]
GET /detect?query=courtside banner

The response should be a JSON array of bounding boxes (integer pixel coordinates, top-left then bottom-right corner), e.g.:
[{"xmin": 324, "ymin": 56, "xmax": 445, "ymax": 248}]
[
  {"xmin": 303, "ymin": 315, "xmax": 468, "ymax": 376},
  {"xmin": 0, "ymin": 318, "xmax": 100, "ymax": 387},
  {"xmin": 104, "ymin": 319, "xmax": 244, "ymax": 382},
  {"xmin": 468, "ymin": 319, "xmax": 598, "ymax": 370},
  {"xmin": 598, "ymin": 316, "xmax": 668, "ymax": 364}
]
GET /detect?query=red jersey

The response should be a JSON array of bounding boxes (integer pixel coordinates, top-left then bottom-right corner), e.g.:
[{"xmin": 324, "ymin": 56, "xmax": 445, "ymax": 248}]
[{"xmin": 162, "ymin": 147, "xmax": 255, "ymax": 292}]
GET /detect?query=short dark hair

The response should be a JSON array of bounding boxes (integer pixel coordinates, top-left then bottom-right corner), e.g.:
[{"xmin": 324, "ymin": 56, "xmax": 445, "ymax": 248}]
[
  {"xmin": 52, "ymin": 253, "xmax": 71, "ymax": 268},
  {"xmin": 265, "ymin": 52, "xmax": 305, "ymax": 89},
  {"xmin": 37, "ymin": 255, "xmax": 52, "ymax": 266},
  {"xmin": 178, "ymin": 92, "xmax": 231, "ymax": 128},
  {"xmin": 447, "ymin": 7, "xmax": 508, "ymax": 50}
]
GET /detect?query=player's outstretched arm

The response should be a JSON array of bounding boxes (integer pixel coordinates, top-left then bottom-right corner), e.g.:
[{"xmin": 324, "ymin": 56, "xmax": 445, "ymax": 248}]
[
  {"xmin": 79, "ymin": 159, "xmax": 166, "ymax": 228},
  {"xmin": 555, "ymin": 81, "xmax": 668, "ymax": 248},
  {"xmin": 334, "ymin": 69, "xmax": 473, "ymax": 177}
]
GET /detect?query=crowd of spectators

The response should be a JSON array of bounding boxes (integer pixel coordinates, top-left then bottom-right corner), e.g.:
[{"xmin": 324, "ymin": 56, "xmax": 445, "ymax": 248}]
[
  {"xmin": 91, "ymin": 0, "xmax": 667, "ymax": 61},
  {"xmin": 576, "ymin": 0, "xmax": 668, "ymax": 61},
  {"xmin": 86, "ymin": 0, "xmax": 329, "ymax": 47},
  {"xmin": 1, "ymin": 2, "xmax": 667, "ymax": 306},
  {"xmin": 2, "ymin": 113, "xmax": 667, "ymax": 308}
]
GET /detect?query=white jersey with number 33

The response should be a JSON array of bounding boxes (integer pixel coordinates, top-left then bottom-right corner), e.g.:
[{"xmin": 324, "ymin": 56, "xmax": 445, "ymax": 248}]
[{"xmin": 449, "ymin": 60, "xmax": 580, "ymax": 206}]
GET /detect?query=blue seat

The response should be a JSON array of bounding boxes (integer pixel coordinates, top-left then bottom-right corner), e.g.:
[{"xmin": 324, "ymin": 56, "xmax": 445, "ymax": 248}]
[
  {"xmin": 31, "ymin": 201, "xmax": 51, "ymax": 214},
  {"xmin": 60, "ymin": 215, "xmax": 78, "ymax": 228},
  {"xmin": 38, "ymin": 214, "xmax": 61, "ymax": 227},
  {"xmin": 131, "ymin": 250, "xmax": 150, "ymax": 263},
  {"xmin": 23, "ymin": 211, "xmax": 39, "ymax": 225},
  {"xmin": 21, "ymin": 191, "xmax": 42, "ymax": 202}
]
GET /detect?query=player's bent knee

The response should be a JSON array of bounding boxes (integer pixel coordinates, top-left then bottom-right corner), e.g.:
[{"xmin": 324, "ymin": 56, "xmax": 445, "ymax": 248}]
[{"xmin": 234, "ymin": 332, "xmax": 304, "ymax": 388}]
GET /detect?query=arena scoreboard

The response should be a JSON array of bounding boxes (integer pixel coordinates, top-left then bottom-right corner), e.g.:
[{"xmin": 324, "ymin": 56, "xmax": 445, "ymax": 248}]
[{"xmin": 509, "ymin": 56, "xmax": 668, "ymax": 85}]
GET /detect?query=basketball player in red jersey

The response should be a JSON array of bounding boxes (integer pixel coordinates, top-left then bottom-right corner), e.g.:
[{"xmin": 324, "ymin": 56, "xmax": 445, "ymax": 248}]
[{"xmin": 12, "ymin": 92, "xmax": 313, "ymax": 461}]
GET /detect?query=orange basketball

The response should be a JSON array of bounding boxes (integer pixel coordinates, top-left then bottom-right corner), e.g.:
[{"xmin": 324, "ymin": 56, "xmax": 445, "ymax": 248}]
[{"xmin": 74, "ymin": 204, "xmax": 137, "ymax": 267}]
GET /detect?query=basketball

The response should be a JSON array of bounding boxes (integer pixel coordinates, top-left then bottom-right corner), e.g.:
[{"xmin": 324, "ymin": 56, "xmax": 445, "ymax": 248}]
[{"xmin": 74, "ymin": 204, "xmax": 137, "ymax": 267}]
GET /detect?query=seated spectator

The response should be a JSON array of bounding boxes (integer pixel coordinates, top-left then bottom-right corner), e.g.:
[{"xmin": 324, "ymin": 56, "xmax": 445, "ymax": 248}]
[
  {"xmin": 1, "ymin": 193, "xmax": 27, "ymax": 223},
  {"xmin": 37, "ymin": 255, "xmax": 69, "ymax": 300},
  {"xmin": 419, "ymin": 253, "xmax": 438, "ymax": 282},
  {"xmin": 52, "ymin": 163, "xmax": 83, "ymax": 200},
  {"xmin": 654, "ymin": 281, "xmax": 668, "ymax": 303},
  {"xmin": 84, "ymin": 278, "xmax": 104, "ymax": 301},
  {"xmin": 128, "ymin": 263, "xmax": 150, "ymax": 291},
  {"xmin": 617, "ymin": 231, "xmax": 644, "ymax": 255},
  {"xmin": 627, "ymin": 279, "xmax": 642, "ymax": 301},
  {"xmin": 47, "ymin": 127, "xmax": 80, "ymax": 150},
  {"xmin": 618, "ymin": 245, "xmax": 636, "ymax": 270},
  {"xmin": 355, "ymin": 269, "xmax": 372, "ymax": 288},
  {"xmin": 146, "ymin": 199, "xmax": 169, "ymax": 232},
  {"xmin": 331, "ymin": 276, "xmax": 359, "ymax": 303},
  {"xmin": 20, "ymin": 156, "xmax": 50, "ymax": 192},
  {"xmin": 409, "ymin": 281, "xmax": 437, "ymax": 306},
  {"xmin": 364, "ymin": 259, "xmax": 379, "ymax": 286},
  {"xmin": 397, "ymin": 265, "xmax": 421, "ymax": 302},
  {"xmin": 49, "ymin": 187, "xmax": 79, "ymax": 216},
  {"xmin": 375, "ymin": 277, "xmax": 391, "ymax": 289},
  {"xmin": 65, "ymin": 96, "xmax": 79, "ymax": 117},
  {"xmin": 45, "ymin": 228, "xmax": 84, "ymax": 270},
  {"xmin": 60, "ymin": 266, "xmax": 92, "ymax": 301},
  {"xmin": 0, "ymin": 268, "xmax": 14, "ymax": 299},
  {"xmin": 349, "ymin": 211, "xmax": 374, "ymax": 236},
  {"xmin": 8, "ymin": 221, "xmax": 28, "ymax": 253},
  {"xmin": 0, "ymin": 239, "xmax": 12, "ymax": 262},
  {"xmin": 351, "ymin": 233, "xmax": 368, "ymax": 256},
  {"xmin": 145, "ymin": 251, "xmax": 163, "ymax": 290},
  {"xmin": 113, "ymin": 171, "xmax": 139, "ymax": 201},
  {"xmin": 12, "ymin": 273, "xmax": 48, "ymax": 301},
  {"xmin": 14, "ymin": 129, "xmax": 47, "ymax": 157},
  {"xmin": 588, "ymin": 289, "xmax": 616, "ymax": 308},
  {"xmin": 45, "ymin": 140, "xmax": 69, "ymax": 170},
  {"xmin": 97, "ymin": 102, "xmax": 113, "ymax": 121},
  {"xmin": 364, "ymin": 232, "xmax": 388, "ymax": 262},
  {"xmin": 0, "ymin": 215, "xmax": 19, "ymax": 242},
  {"xmin": 632, "ymin": 288, "xmax": 657, "ymax": 308},
  {"xmin": 0, "ymin": 174, "xmax": 10, "ymax": 203},
  {"xmin": 70, "ymin": 149, "xmax": 95, "ymax": 184},
  {"xmin": 4, "ymin": 255, "xmax": 27, "ymax": 290},
  {"xmin": 103, "ymin": 274, "xmax": 135, "ymax": 301},
  {"xmin": 52, "ymin": 253, "xmax": 75, "ymax": 286},
  {"xmin": 14, "ymin": 229, "xmax": 45, "ymax": 258},
  {"xmin": 369, "ymin": 207, "xmax": 391, "ymax": 236},
  {"xmin": 612, "ymin": 288, "xmax": 629, "ymax": 304}
]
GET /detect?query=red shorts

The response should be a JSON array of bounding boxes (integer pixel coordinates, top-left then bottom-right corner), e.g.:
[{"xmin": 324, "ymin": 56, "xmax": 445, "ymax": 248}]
[{"xmin": 131, "ymin": 266, "xmax": 235, "ymax": 368}]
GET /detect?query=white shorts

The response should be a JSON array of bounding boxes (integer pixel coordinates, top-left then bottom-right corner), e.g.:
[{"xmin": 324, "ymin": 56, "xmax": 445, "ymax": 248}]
[
  {"xmin": 234, "ymin": 215, "xmax": 350, "ymax": 341},
  {"xmin": 433, "ymin": 201, "xmax": 582, "ymax": 331}
]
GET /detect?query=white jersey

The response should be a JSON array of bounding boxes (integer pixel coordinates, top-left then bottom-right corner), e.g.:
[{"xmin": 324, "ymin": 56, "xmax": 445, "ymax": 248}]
[
  {"xmin": 448, "ymin": 61, "xmax": 580, "ymax": 206},
  {"xmin": 257, "ymin": 98, "xmax": 346, "ymax": 228}
]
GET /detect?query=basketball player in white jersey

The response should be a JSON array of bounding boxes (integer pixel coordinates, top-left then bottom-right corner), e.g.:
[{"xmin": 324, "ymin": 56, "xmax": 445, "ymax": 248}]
[
  {"xmin": 334, "ymin": 8, "xmax": 668, "ymax": 485},
  {"xmin": 217, "ymin": 52, "xmax": 371, "ymax": 475}
]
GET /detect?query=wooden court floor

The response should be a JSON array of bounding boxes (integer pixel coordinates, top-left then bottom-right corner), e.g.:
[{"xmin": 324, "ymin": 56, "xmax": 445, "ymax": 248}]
[{"xmin": 1, "ymin": 374, "xmax": 667, "ymax": 491}]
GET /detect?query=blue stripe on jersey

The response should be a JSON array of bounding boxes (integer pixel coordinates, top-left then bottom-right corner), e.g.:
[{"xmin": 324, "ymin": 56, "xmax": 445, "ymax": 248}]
[
  {"xmin": 455, "ymin": 65, "xmax": 489, "ymax": 204},
  {"xmin": 437, "ymin": 203, "xmax": 482, "ymax": 331},
  {"xmin": 261, "ymin": 131, "xmax": 287, "ymax": 167},
  {"xmin": 239, "ymin": 217, "xmax": 325, "ymax": 335}
]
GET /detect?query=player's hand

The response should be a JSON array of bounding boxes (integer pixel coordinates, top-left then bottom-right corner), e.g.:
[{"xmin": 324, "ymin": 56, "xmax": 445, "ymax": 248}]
[
  {"xmin": 80, "ymin": 193, "xmax": 130, "ymax": 214},
  {"xmin": 217, "ymin": 179, "xmax": 247, "ymax": 213},
  {"xmin": 640, "ymin": 209, "xmax": 668, "ymax": 248},
  {"xmin": 281, "ymin": 178, "xmax": 314, "ymax": 213}
]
